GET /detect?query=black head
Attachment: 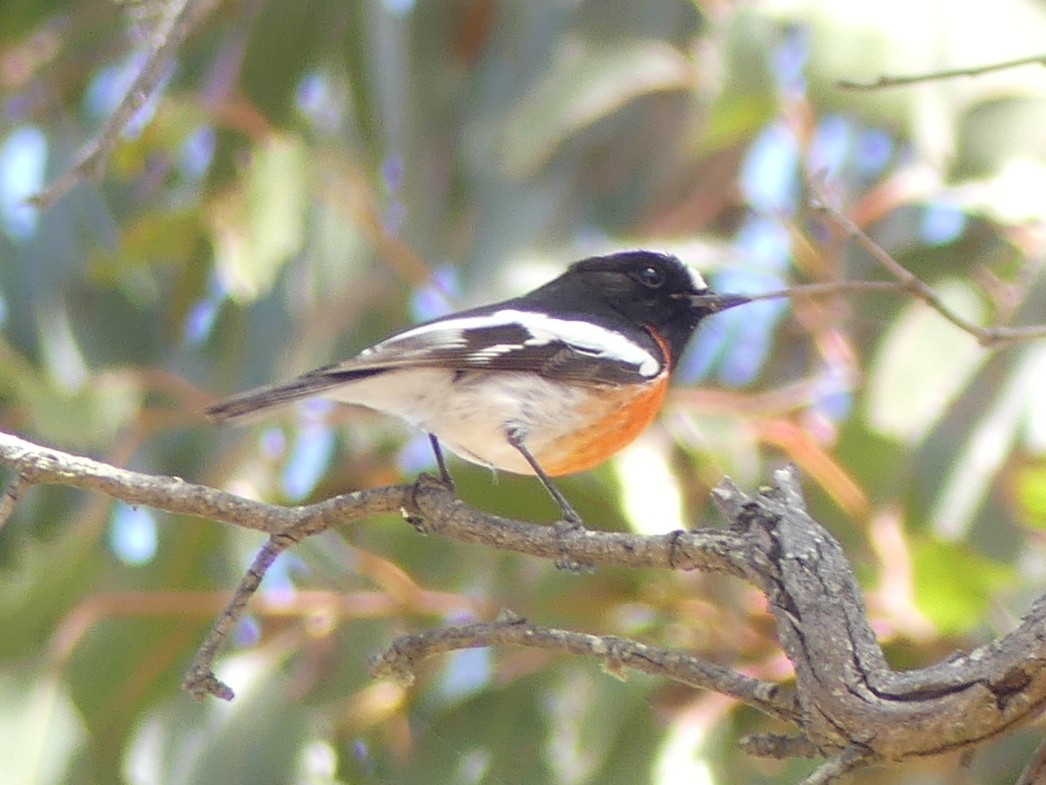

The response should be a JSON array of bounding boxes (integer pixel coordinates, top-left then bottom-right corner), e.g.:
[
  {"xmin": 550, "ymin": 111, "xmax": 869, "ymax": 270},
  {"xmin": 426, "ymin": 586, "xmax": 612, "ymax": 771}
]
[{"xmin": 532, "ymin": 250, "xmax": 748, "ymax": 365}]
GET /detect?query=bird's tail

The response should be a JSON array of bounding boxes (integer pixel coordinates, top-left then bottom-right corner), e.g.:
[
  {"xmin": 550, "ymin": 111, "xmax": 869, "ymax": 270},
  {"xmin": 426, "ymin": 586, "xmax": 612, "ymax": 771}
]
[{"xmin": 204, "ymin": 375, "xmax": 336, "ymax": 422}]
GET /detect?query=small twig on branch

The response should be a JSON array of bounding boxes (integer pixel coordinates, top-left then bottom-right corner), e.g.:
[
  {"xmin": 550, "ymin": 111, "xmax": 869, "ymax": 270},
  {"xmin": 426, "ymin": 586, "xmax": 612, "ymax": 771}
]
[
  {"xmin": 739, "ymin": 732, "xmax": 820, "ymax": 760},
  {"xmin": 27, "ymin": 0, "xmax": 222, "ymax": 209},
  {"xmin": 0, "ymin": 473, "xmax": 31, "ymax": 530},
  {"xmin": 808, "ymin": 191, "xmax": 1046, "ymax": 348},
  {"xmin": 800, "ymin": 746, "xmax": 873, "ymax": 785},
  {"xmin": 183, "ymin": 532, "xmax": 303, "ymax": 700},
  {"xmin": 1016, "ymin": 734, "xmax": 1046, "ymax": 785},
  {"xmin": 372, "ymin": 611, "xmax": 800, "ymax": 725},
  {"xmin": 181, "ymin": 474, "xmax": 753, "ymax": 699},
  {"xmin": 838, "ymin": 53, "xmax": 1046, "ymax": 90}
]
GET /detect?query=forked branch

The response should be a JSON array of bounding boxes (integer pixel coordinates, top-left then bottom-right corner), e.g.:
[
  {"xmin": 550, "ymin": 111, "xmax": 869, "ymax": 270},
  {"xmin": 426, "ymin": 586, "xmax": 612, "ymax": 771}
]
[{"xmin": 4, "ymin": 430, "xmax": 1046, "ymax": 783}]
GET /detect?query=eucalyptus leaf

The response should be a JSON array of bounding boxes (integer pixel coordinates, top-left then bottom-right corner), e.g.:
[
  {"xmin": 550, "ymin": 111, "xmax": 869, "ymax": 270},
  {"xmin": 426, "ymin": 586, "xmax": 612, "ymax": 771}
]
[{"xmin": 499, "ymin": 39, "xmax": 695, "ymax": 177}]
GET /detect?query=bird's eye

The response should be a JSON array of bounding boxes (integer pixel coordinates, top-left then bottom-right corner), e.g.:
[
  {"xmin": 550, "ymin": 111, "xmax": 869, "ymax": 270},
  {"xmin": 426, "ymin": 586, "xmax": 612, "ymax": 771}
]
[{"xmin": 637, "ymin": 265, "xmax": 665, "ymax": 289}]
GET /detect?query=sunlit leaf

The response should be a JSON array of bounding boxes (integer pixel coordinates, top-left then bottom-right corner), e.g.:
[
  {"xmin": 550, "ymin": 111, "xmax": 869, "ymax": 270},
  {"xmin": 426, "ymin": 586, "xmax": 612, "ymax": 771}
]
[
  {"xmin": 911, "ymin": 536, "xmax": 1015, "ymax": 634},
  {"xmin": 91, "ymin": 209, "xmax": 205, "ymax": 282},
  {"xmin": 124, "ymin": 652, "xmax": 310, "ymax": 785},
  {"xmin": 954, "ymin": 97, "xmax": 1046, "ymax": 180},
  {"xmin": 210, "ymin": 134, "xmax": 309, "ymax": 300},
  {"xmin": 0, "ymin": 339, "xmax": 140, "ymax": 449},
  {"xmin": 1013, "ymin": 462, "xmax": 1046, "ymax": 530},
  {"xmin": 0, "ymin": 667, "xmax": 86, "ymax": 785},
  {"xmin": 929, "ymin": 344, "xmax": 1046, "ymax": 539},
  {"xmin": 866, "ymin": 279, "xmax": 986, "ymax": 444}
]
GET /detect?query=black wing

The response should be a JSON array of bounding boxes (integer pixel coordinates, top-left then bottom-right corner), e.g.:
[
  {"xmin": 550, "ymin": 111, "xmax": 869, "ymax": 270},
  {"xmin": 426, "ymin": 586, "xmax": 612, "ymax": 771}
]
[{"xmin": 206, "ymin": 308, "xmax": 662, "ymax": 421}]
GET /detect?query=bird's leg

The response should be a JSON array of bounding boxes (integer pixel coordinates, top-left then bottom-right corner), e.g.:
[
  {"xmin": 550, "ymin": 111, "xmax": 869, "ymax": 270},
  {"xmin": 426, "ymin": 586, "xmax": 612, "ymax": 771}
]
[
  {"xmin": 405, "ymin": 435, "xmax": 456, "ymax": 533},
  {"xmin": 506, "ymin": 428, "xmax": 582, "ymax": 526},
  {"xmin": 428, "ymin": 433, "xmax": 455, "ymax": 489}
]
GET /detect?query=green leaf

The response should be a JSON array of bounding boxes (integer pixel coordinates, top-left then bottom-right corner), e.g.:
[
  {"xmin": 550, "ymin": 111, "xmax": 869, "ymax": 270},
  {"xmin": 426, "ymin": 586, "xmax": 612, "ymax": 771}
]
[
  {"xmin": 866, "ymin": 279, "xmax": 986, "ymax": 444},
  {"xmin": 954, "ymin": 97, "xmax": 1046, "ymax": 180},
  {"xmin": 0, "ymin": 342, "xmax": 140, "ymax": 449},
  {"xmin": 927, "ymin": 343, "xmax": 1046, "ymax": 539},
  {"xmin": 211, "ymin": 134, "xmax": 309, "ymax": 300},
  {"xmin": 397, "ymin": 675, "xmax": 554, "ymax": 785},
  {"xmin": 0, "ymin": 666, "xmax": 86, "ymax": 785},
  {"xmin": 1013, "ymin": 462, "xmax": 1046, "ymax": 529},
  {"xmin": 499, "ymin": 39, "xmax": 695, "ymax": 177},
  {"xmin": 0, "ymin": 521, "xmax": 102, "ymax": 659},
  {"xmin": 911, "ymin": 537, "xmax": 1015, "ymax": 634}
]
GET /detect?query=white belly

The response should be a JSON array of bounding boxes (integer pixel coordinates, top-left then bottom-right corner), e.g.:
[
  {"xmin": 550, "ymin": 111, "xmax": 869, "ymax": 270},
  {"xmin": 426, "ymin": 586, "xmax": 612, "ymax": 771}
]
[{"xmin": 323, "ymin": 368, "xmax": 588, "ymax": 475}]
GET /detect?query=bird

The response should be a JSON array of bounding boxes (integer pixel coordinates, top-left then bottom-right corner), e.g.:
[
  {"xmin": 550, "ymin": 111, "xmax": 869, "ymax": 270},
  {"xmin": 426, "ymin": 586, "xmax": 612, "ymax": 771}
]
[{"xmin": 206, "ymin": 250, "xmax": 749, "ymax": 522}]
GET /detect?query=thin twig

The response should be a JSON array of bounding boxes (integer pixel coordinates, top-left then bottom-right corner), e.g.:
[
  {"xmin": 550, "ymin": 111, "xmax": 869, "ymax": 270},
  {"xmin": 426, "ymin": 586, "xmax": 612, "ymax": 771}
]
[
  {"xmin": 183, "ymin": 531, "xmax": 303, "ymax": 700},
  {"xmin": 838, "ymin": 53, "xmax": 1046, "ymax": 90},
  {"xmin": 371, "ymin": 613, "xmax": 800, "ymax": 725},
  {"xmin": 809, "ymin": 193, "xmax": 1046, "ymax": 348},
  {"xmin": 0, "ymin": 473, "xmax": 31, "ymax": 530},
  {"xmin": 800, "ymin": 746, "xmax": 873, "ymax": 785},
  {"xmin": 27, "ymin": 0, "xmax": 222, "ymax": 209}
]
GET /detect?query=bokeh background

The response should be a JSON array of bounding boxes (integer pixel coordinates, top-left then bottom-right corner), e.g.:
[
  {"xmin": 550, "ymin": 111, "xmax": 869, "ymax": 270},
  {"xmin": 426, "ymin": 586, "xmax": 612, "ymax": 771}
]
[{"xmin": 3, "ymin": 0, "xmax": 1046, "ymax": 783}]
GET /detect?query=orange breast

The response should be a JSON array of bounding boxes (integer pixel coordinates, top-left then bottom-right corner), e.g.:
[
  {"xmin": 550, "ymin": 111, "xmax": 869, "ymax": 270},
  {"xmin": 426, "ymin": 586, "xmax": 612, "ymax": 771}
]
[{"xmin": 538, "ymin": 375, "xmax": 669, "ymax": 476}]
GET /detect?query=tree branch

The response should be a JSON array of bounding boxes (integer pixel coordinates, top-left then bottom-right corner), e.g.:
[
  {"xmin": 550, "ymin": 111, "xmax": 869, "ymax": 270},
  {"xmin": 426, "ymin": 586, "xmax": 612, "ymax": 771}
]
[
  {"xmin": 383, "ymin": 466, "xmax": 1046, "ymax": 776},
  {"xmin": 726, "ymin": 215, "xmax": 1046, "ymax": 350},
  {"xmin": 27, "ymin": 0, "xmax": 222, "ymax": 209},
  {"xmin": 800, "ymin": 746, "xmax": 873, "ymax": 785},
  {"xmin": 7, "ymin": 428, "xmax": 1046, "ymax": 781},
  {"xmin": 0, "ymin": 430, "xmax": 750, "ymax": 699},
  {"xmin": 808, "ymin": 190, "xmax": 1046, "ymax": 348},
  {"xmin": 0, "ymin": 473, "xmax": 30, "ymax": 531},
  {"xmin": 183, "ymin": 533, "xmax": 299, "ymax": 700},
  {"xmin": 0, "ymin": 430, "xmax": 415, "ymax": 535},
  {"xmin": 371, "ymin": 610, "xmax": 800, "ymax": 725},
  {"xmin": 713, "ymin": 469, "xmax": 1046, "ymax": 762},
  {"xmin": 838, "ymin": 54, "xmax": 1046, "ymax": 90}
]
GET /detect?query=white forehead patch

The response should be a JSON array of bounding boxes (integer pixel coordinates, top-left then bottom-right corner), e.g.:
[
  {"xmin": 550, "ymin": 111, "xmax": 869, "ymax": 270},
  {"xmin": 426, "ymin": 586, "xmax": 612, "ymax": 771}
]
[{"xmin": 684, "ymin": 264, "xmax": 707, "ymax": 291}]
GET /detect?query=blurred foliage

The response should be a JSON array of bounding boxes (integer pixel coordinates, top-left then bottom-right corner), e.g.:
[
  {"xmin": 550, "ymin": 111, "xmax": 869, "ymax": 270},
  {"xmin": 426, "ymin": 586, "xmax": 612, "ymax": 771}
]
[{"xmin": 2, "ymin": 0, "xmax": 1046, "ymax": 783}]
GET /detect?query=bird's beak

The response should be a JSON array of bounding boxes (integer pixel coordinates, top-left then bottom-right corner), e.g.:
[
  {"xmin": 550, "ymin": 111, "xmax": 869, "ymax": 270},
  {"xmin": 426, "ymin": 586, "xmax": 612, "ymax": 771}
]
[{"xmin": 688, "ymin": 292, "xmax": 750, "ymax": 312}]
